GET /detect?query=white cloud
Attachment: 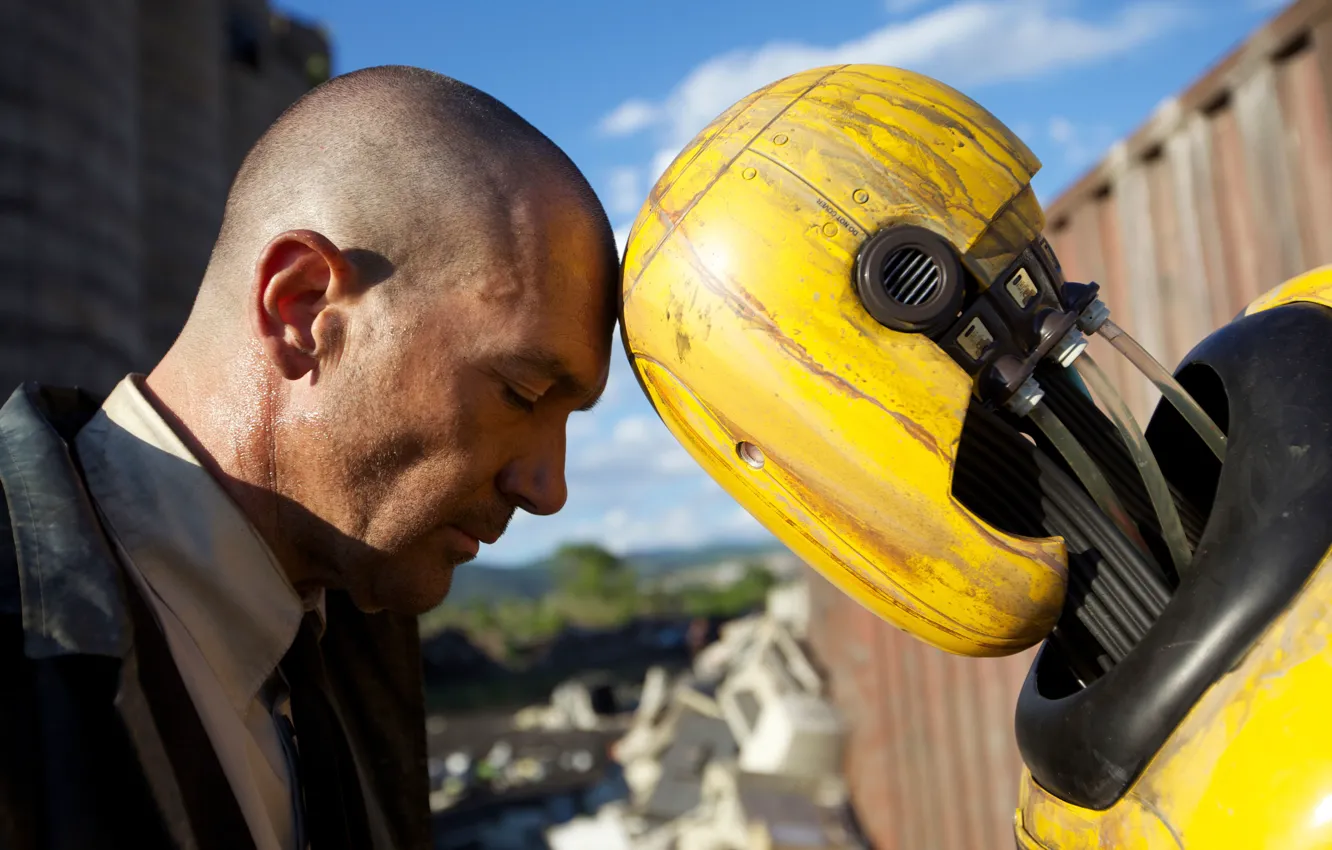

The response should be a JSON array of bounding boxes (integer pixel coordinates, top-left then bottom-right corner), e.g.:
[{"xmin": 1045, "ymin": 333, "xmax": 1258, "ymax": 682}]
[
  {"xmin": 600, "ymin": 0, "xmax": 1189, "ymax": 183},
  {"xmin": 607, "ymin": 167, "xmax": 642, "ymax": 217},
  {"xmin": 573, "ymin": 499, "xmax": 773, "ymax": 556},
  {"xmin": 598, "ymin": 98, "xmax": 661, "ymax": 136},
  {"xmin": 613, "ymin": 223, "xmax": 632, "ymax": 258},
  {"xmin": 574, "ymin": 413, "xmax": 696, "ymax": 479},
  {"xmin": 599, "ymin": 337, "xmax": 635, "ymax": 407},
  {"xmin": 566, "ymin": 414, "xmax": 597, "ymax": 440},
  {"xmin": 1049, "ymin": 115, "xmax": 1076, "ymax": 145},
  {"xmin": 581, "ymin": 504, "xmax": 708, "ymax": 554},
  {"xmin": 649, "ymin": 149, "xmax": 680, "ymax": 186},
  {"xmin": 611, "ymin": 415, "xmax": 651, "ymax": 443},
  {"xmin": 723, "ymin": 507, "xmax": 768, "ymax": 536},
  {"xmin": 1045, "ymin": 115, "xmax": 1115, "ymax": 169}
]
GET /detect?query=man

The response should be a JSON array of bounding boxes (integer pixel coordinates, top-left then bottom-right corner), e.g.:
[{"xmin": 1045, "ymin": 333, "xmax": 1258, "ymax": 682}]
[{"xmin": 0, "ymin": 65, "xmax": 617, "ymax": 850}]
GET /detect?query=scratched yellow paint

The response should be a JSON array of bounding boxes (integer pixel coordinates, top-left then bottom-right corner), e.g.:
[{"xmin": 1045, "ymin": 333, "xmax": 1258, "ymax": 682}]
[
  {"xmin": 1016, "ymin": 273, "xmax": 1332, "ymax": 849},
  {"xmin": 1016, "ymin": 545, "xmax": 1332, "ymax": 849},
  {"xmin": 619, "ymin": 64, "xmax": 1064, "ymax": 657},
  {"xmin": 1245, "ymin": 263, "xmax": 1332, "ymax": 316},
  {"xmin": 1013, "ymin": 233, "xmax": 1332, "ymax": 848},
  {"xmin": 623, "ymin": 62, "xmax": 1332, "ymax": 845}
]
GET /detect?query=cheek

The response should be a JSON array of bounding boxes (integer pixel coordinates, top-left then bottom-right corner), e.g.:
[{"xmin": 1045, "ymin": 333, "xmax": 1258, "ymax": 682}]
[
  {"xmin": 344, "ymin": 363, "xmax": 525, "ymax": 544},
  {"xmin": 357, "ymin": 420, "xmax": 500, "ymax": 545}
]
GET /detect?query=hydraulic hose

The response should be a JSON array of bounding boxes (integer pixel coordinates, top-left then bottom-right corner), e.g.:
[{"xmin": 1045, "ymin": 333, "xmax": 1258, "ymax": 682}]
[
  {"xmin": 953, "ymin": 403, "xmax": 1176, "ymax": 678},
  {"xmin": 1028, "ymin": 403, "xmax": 1151, "ymax": 558},
  {"xmin": 1099, "ymin": 318, "xmax": 1227, "ymax": 462},
  {"xmin": 1074, "ymin": 355, "xmax": 1195, "ymax": 580},
  {"xmin": 1035, "ymin": 364, "xmax": 1208, "ymax": 551}
]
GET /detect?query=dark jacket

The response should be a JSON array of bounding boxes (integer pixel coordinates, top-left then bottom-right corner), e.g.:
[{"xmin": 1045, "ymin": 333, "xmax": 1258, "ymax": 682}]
[{"xmin": 0, "ymin": 384, "xmax": 432, "ymax": 850}]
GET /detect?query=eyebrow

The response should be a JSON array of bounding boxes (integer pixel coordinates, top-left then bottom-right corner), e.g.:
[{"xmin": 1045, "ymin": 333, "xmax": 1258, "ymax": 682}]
[{"xmin": 502, "ymin": 350, "xmax": 605, "ymax": 412}]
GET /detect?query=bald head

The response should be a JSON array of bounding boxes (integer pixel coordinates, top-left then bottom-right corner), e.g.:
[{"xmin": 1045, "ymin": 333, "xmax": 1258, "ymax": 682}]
[
  {"xmin": 198, "ymin": 65, "xmax": 616, "ymax": 325},
  {"xmin": 149, "ymin": 66, "xmax": 621, "ymax": 616}
]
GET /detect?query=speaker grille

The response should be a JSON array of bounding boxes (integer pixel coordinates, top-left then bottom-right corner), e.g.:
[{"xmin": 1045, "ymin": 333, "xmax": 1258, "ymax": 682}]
[{"xmin": 882, "ymin": 247, "xmax": 942, "ymax": 306}]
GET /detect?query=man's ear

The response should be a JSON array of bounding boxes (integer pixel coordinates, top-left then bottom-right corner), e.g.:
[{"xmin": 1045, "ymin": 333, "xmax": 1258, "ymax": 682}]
[{"xmin": 250, "ymin": 229, "xmax": 356, "ymax": 381}]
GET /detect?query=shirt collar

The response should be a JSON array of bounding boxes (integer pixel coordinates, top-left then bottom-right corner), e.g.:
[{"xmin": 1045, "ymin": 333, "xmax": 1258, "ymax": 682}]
[{"xmin": 75, "ymin": 375, "xmax": 320, "ymax": 712}]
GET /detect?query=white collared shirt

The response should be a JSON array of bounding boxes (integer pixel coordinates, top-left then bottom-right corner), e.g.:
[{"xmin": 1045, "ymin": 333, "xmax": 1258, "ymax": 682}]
[{"xmin": 76, "ymin": 375, "xmax": 318, "ymax": 850}]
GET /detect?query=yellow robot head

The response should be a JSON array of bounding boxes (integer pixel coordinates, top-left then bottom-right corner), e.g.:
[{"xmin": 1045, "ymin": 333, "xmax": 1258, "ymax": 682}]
[{"xmin": 619, "ymin": 65, "xmax": 1081, "ymax": 657}]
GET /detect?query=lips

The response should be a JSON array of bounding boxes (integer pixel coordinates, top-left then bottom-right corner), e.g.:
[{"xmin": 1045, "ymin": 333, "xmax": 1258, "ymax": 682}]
[
  {"xmin": 470, "ymin": 528, "xmax": 503, "ymax": 546},
  {"xmin": 455, "ymin": 525, "xmax": 502, "ymax": 547}
]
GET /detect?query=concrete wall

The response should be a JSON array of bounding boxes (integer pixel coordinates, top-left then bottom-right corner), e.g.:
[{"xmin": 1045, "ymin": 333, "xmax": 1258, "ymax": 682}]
[
  {"xmin": 139, "ymin": 0, "xmax": 227, "ymax": 365},
  {"xmin": 0, "ymin": 1, "xmax": 143, "ymax": 392},
  {"xmin": 0, "ymin": 1, "xmax": 331, "ymax": 395}
]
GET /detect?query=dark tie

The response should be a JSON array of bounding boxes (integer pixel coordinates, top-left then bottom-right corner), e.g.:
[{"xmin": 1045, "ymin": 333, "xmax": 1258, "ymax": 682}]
[{"xmin": 280, "ymin": 612, "xmax": 372, "ymax": 850}]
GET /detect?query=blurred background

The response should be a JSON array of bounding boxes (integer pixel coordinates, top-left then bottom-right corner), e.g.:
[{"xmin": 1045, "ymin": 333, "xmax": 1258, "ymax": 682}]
[{"xmin": 3, "ymin": 0, "xmax": 1324, "ymax": 846}]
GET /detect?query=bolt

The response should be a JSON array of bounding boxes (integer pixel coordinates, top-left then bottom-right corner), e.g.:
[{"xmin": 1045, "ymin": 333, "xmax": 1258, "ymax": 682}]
[
  {"xmin": 1006, "ymin": 378, "xmax": 1045, "ymax": 418},
  {"xmin": 1077, "ymin": 300, "xmax": 1111, "ymax": 334},
  {"xmin": 1048, "ymin": 327, "xmax": 1089, "ymax": 368}
]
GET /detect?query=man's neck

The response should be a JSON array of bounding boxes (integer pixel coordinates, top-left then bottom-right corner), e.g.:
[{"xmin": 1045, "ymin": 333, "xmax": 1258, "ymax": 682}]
[{"xmin": 143, "ymin": 348, "xmax": 305, "ymax": 589}]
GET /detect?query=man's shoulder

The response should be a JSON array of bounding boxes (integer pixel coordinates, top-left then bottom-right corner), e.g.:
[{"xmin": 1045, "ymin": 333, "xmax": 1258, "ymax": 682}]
[
  {"xmin": 0, "ymin": 383, "xmax": 107, "ymax": 441},
  {"xmin": 0, "ymin": 383, "xmax": 129, "ymax": 661}
]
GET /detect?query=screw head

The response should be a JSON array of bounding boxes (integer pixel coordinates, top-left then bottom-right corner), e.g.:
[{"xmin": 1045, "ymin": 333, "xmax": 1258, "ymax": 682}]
[
  {"xmin": 1006, "ymin": 378, "xmax": 1045, "ymax": 418},
  {"xmin": 1077, "ymin": 300, "xmax": 1111, "ymax": 334},
  {"xmin": 738, "ymin": 441, "xmax": 766, "ymax": 469},
  {"xmin": 1049, "ymin": 328, "xmax": 1089, "ymax": 368}
]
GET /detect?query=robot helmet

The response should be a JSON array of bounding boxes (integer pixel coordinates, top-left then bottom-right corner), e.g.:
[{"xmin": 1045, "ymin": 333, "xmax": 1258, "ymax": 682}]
[{"xmin": 619, "ymin": 65, "xmax": 1219, "ymax": 665}]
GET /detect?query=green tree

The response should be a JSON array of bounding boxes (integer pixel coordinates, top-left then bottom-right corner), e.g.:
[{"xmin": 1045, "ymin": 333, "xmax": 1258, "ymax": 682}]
[
  {"xmin": 678, "ymin": 563, "xmax": 777, "ymax": 618},
  {"xmin": 740, "ymin": 562, "xmax": 777, "ymax": 596},
  {"xmin": 552, "ymin": 542, "xmax": 637, "ymax": 601}
]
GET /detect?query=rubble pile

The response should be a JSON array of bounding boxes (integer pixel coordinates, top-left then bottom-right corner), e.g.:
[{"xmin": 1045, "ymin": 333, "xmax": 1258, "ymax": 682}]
[
  {"xmin": 513, "ymin": 677, "xmax": 637, "ymax": 734},
  {"xmin": 546, "ymin": 581, "xmax": 868, "ymax": 850},
  {"xmin": 426, "ymin": 691, "xmax": 627, "ymax": 818}
]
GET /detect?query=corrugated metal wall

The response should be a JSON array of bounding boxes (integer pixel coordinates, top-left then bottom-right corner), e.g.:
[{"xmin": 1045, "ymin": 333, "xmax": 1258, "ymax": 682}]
[
  {"xmin": 807, "ymin": 1, "xmax": 1332, "ymax": 846},
  {"xmin": 1045, "ymin": 0, "xmax": 1332, "ymax": 421},
  {"xmin": 807, "ymin": 572, "xmax": 1035, "ymax": 850}
]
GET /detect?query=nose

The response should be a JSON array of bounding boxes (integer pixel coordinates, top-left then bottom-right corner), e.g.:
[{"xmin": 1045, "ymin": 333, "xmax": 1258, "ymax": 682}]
[{"xmin": 497, "ymin": 424, "xmax": 568, "ymax": 516}]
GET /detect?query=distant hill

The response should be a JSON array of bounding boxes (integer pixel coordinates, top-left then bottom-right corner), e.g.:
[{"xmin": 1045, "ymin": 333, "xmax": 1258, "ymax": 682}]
[{"xmin": 443, "ymin": 539, "xmax": 788, "ymax": 605}]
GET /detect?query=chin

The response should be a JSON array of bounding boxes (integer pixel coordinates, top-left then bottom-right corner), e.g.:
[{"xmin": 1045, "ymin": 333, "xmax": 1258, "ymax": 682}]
[{"xmin": 357, "ymin": 559, "xmax": 461, "ymax": 616}]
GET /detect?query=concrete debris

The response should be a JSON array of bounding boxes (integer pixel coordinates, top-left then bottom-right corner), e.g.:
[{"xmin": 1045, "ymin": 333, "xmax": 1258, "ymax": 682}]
[
  {"xmin": 513, "ymin": 675, "xmax": 636, "ymax": 733},
  {"xmin": 765, "ymin": 582, "xmax": 811, "ymax": 639},
  {"xmin": 444, "ymin": 751, "xmax": 470, "ymax": 776},
  {"xmin": 546, "ymin": 581, "xmax": 868, "ymax": 849},
  {"xmin": 547, "ymin": 802, "xmax": 635, "ymax": 850},
  {"xmin": 425, "ymin": 717, "xmax": 623, "ymax": 819}
]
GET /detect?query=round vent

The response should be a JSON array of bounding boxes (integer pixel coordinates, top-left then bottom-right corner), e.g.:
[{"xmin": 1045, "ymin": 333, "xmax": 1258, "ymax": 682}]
[
  {"xmin": 854, "ymin": 225, "xmax": 965, "ymax": 336},
  {"xmin": 882, "ymin": 247, "xmax": 943, "ymax": 307}
]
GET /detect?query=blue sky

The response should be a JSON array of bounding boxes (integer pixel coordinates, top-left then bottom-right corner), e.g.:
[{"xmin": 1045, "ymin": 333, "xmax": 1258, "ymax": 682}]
[{"xmin": 280, "ymin": 0, "xmax": 1289, "ymax": 565}]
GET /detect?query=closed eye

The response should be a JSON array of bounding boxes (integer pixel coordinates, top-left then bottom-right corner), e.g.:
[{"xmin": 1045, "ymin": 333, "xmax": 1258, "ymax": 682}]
[{"xmin": 502, "ymin": 385, "xmax": 536, "ymax": 413}]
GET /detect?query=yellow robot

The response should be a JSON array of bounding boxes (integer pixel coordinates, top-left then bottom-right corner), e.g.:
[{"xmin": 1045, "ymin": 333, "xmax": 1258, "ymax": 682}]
[{"xmin": 617, "ymin": 64, "xmax": 1332, "ymax": 848}]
